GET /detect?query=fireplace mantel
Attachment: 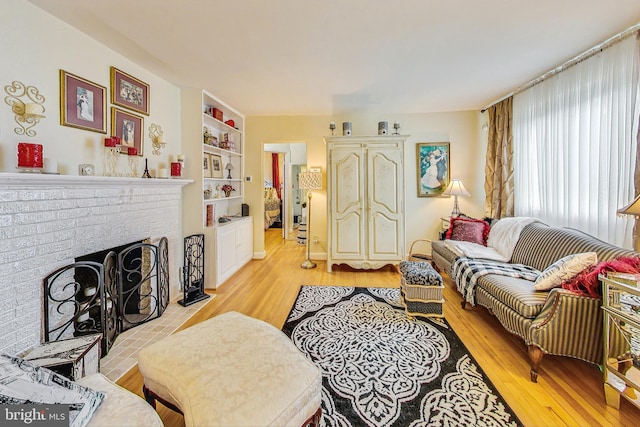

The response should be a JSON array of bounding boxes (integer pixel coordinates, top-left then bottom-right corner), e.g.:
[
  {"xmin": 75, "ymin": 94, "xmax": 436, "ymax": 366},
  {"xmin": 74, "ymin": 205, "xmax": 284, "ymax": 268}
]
[{"xmin": 0, "ymin": 172, "xmax": 193, "ymax": 187}]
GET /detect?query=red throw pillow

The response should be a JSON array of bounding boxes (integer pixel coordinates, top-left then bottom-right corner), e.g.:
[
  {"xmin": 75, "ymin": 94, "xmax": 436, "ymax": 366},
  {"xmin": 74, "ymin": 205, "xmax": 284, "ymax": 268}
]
[
  {"xmin": 445, "ymin": 217, "xmax": 490, "ymax": 246},
  {"xmin": 561, "ymin": 256, "xmax": 640, "ymax": 298}
]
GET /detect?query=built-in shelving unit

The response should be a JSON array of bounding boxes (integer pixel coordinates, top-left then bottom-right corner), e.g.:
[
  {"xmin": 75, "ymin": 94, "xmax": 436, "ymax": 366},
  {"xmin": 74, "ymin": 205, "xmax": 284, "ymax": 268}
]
[{"xmin": 181, "ymin": 88, "xmax": 252, "ymax": 288}]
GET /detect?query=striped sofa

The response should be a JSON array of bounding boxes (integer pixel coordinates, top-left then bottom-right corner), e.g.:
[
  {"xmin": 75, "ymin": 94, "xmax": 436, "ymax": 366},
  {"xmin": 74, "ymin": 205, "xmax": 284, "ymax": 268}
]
[{"xmin": 432, "ymin": 221, "xmax": 637, "ymax": 382}]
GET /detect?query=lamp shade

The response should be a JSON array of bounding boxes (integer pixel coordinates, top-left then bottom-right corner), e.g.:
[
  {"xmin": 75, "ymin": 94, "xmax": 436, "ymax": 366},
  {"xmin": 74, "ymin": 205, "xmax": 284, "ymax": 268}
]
[
  {"xmin": 442, "ymin": 179, "xmax": 470, "ymax": 197},
  {"xmin": 225, "ymin": 163, "xmax": 233, "ymax": 170},
  {"xmin": 618, "ymin": 194, "xmax": 640, "ymax": 216},
  {"xmin": 299, "ymin": 171, "xmax": 322, "ymax": 190}
]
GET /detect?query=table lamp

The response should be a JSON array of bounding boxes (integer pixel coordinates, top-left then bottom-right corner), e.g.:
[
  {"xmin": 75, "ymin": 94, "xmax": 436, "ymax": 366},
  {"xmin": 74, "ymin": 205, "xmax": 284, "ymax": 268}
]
[
  {"xmin": 442, "ymin": 179, "xmax": 470, "ymax": 217},
  {"xmin": 617, "ymin": 194, "xmax": 640, "ymax": 250}
]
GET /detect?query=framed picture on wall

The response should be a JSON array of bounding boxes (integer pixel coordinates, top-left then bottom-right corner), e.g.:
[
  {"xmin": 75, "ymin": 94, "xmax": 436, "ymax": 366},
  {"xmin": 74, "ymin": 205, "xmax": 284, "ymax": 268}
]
[
  {"xmin": 110, "ymin": 67, "xmax": 150, "ymax": 115},
  {"xmin": 59, "ymin": 70, "xmax": 107, "ymax": 133},
  {"xmin": 416, "ymin": 142, "xmax": 450, "ymax": 197},
  {"xmin": 111, "ymin": 107, "xmax": 143, "ymax": 156}
]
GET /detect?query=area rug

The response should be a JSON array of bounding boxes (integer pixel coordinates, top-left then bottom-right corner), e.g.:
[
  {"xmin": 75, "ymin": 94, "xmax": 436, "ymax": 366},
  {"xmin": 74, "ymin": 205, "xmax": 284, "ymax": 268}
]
[{"xmin": 282, "ymin": 286, "xmax": 522, "ymax": 427}]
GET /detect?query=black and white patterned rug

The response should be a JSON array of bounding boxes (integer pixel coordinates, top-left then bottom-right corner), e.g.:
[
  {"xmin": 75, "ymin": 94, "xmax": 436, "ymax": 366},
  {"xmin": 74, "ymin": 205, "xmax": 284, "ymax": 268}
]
[{"xmin": 282, "ymin": 286, "xmax": 522, "ymax": 427}]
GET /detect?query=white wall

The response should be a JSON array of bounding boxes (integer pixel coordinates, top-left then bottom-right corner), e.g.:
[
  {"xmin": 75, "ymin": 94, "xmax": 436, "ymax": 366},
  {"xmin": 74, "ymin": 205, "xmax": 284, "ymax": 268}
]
[{"xmin": 0, "ymin": 0, "xmax": 181, "ymax": 176}]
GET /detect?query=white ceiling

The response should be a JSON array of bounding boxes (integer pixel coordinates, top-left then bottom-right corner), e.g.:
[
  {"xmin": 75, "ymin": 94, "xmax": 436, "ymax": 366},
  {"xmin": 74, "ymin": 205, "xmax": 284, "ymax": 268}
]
[{"xmin": 28, "ymin": 0, "xmax": 640, "ymax": 116}]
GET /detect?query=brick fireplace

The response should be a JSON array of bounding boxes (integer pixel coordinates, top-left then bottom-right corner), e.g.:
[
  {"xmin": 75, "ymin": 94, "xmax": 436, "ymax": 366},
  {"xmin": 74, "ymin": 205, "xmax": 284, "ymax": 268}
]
[{"xmin": 0, "ymin": 173, "xmax": 190, "ymax": 356}]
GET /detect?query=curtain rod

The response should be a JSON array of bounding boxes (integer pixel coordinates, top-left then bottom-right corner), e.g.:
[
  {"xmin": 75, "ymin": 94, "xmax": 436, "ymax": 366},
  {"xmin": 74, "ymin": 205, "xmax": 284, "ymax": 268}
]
[{"xmin": 480, "ymin": 22, "xmax": 640, "ymax": 113}]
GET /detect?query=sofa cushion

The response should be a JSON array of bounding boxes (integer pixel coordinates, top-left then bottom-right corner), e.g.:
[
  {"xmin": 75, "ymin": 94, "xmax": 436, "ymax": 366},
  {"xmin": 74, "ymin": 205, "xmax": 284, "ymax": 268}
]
[
  {"xmin": 446, "ymin": 217, "xmax": 490, "ymax": 245},
  {"xmin": 533, "ymin": 252, "xmax": 598, "ymax": 291},
  {"xmin": 511, "ymin": 222, "xmax": 634, "ymax": 271},
  {"xmin": 431, "ymin": 240, "xmax": 459, "ymax": 272},
  {"xmin": 562, "ymin": 255, "xmax": 640, "ymax": 297},
  {"xmin": 476, "ymin": 275, "xmax": 548, "ymax": 318}
]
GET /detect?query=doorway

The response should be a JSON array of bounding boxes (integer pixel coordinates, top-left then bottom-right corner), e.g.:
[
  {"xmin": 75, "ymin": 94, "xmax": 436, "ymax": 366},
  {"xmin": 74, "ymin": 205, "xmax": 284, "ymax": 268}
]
[{"xmin": 264, "ymin": 142, "xmax": 307, "ymax": 241}]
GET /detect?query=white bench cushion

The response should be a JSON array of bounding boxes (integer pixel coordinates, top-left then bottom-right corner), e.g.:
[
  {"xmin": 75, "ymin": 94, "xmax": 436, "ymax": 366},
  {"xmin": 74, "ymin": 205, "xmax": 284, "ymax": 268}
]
[{"xmin": 138, "ymin": 311, "xmax": 321, "ymax": 427}]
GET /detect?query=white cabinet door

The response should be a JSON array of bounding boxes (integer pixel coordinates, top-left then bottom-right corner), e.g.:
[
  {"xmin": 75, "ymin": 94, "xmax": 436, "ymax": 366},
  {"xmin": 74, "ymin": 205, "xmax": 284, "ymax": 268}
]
[
  {"xmin": 329, "ymin": 145, "xmax": 365, "ymax": 261},
  {"xmin": 367, "ymin": 144, "xmax": 403, "ymax": 260},
  {"xmin": 237, "ymin": 217, "xmax": 253, "ymax": 265},
  {"xmin": 216, "ymin": 224, "xmax": 237, "ymax": 284}
]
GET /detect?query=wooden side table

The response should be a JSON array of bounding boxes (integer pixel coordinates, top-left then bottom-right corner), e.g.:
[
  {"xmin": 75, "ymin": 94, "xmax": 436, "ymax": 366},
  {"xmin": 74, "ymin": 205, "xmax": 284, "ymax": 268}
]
[
  {"xmin": 439, "ymin": 217, "xmax": 450, "ymax": 240},
  {"xmin": 21, "ymin": 334, "xmax": 102, "ymax": 380}
]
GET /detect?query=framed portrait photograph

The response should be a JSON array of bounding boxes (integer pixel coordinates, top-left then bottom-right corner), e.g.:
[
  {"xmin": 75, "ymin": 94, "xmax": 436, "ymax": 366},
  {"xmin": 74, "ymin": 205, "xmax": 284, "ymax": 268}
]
[
  {"xmin": 110, "ymin": 67, "xmax": 149, "ymax": 115},
  {"xmin": 59, "ymin": 70, "xmax": 107, "ymax": 133},
  {"xmin": 210, "ymin": 154, "xmax": 223, "ymax": 178},
  {"xmin": 203, "ymin": 153, "xmax": 212, "ymax": 178},
  {"xmin": 111, "ymin": 107, "xmax": 143, "ymax": 156},
  {"xmin": 416, "ymin": 142, "xmax": 450, "ymax": 197}
]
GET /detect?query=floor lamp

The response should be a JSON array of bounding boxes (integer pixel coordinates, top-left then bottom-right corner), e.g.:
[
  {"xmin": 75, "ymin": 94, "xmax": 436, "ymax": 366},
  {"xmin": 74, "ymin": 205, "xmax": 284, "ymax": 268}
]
[
  {"xmin": 442, "ymin": 179, "xmax": 470, "ymax": 217},
  {"xmin": 299, "ymin": 170, "xmax": 323, "ymax": 269}
]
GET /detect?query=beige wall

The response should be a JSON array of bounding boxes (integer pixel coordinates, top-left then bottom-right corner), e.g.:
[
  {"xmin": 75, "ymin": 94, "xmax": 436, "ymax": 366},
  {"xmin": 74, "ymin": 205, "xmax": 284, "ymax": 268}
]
[
  {"xmin": 0, "ymin": 0, "xmax": 181, "ymax": 176},
  {"xmin": 246, "ymin": 112, "xmax": 487, "ymax": 258}
]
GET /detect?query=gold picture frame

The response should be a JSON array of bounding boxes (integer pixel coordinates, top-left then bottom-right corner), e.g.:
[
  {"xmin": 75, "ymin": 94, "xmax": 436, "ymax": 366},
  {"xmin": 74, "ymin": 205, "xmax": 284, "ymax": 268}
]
[
  {"xmin": 416, "ymin": 142, "xmax": 450, "ymax": 197},
  {"xmin": 111, "ymin": 107, "xmax": 143, "ymax": 156},
  {"xmin": 110, "ymin": 67, "xmax": 149, "ymax": 115},
  {"xmin": 59, "ymin": 70, "xmax": 107, "ymax": 133}
]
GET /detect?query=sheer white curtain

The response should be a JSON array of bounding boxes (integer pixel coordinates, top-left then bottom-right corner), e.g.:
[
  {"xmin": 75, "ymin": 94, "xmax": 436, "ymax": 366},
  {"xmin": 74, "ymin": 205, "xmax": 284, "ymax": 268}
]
[{"xmin": 513, "ymin": 34, "xmax": 640, "ymax": 248}]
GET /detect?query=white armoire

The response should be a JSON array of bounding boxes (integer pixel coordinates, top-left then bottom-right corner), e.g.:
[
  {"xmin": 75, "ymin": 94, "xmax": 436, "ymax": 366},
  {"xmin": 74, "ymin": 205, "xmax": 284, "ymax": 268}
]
[{"xmin": 325, "ymin": 135, "xmax": 408, "ymax": 272}]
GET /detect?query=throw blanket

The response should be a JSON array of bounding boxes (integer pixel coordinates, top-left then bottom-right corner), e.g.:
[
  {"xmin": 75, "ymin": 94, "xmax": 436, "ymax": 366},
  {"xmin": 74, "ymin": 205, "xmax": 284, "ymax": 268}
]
[
  {"xmin": 444, "ymin": 217, "xmax": 539, "ymax": 262},
  {"xmin": 486, "ymin": 217, "xmax": 539, "ymax": 261},
  {"xmin": 443, "ymin": 240, "xmax": 508, "ymax": 262},
  {"xmin": 452, "ymin": 258, "xmax": 540, "ymax": 306}
]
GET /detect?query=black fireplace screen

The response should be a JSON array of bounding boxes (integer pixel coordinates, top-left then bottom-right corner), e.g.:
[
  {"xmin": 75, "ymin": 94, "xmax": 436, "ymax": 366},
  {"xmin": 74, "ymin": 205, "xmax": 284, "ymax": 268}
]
[{"xmin": 42, "ymin": 237, "xmax": 169, "ymax": 356}]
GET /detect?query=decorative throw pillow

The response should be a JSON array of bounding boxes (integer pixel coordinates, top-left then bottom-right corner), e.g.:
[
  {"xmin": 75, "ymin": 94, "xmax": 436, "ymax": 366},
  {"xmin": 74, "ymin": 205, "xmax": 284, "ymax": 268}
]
[
  {"xmin": 562, "ymin": 255, "xmax": 640, "ymax": 298},
  {"xmin": 445, "ymin": 217, "xmax": 491, "ymax": 246},
  {"xmin": 533, "ymin": 252, "xmax": 598, "ymax": 291}
]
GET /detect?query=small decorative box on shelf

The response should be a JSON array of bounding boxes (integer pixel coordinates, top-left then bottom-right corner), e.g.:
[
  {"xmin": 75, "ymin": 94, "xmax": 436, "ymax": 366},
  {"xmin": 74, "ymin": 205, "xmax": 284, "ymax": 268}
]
[{"xmin": 21, "ymin": 334, "xmax": 102, "ymax": 380}]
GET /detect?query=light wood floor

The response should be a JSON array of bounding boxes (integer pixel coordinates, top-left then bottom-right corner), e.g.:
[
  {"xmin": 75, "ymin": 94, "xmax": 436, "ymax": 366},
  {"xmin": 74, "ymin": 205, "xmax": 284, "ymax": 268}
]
[{"xmin": 118, "ymin": 229, "xmax": 640, "ymax": 426}]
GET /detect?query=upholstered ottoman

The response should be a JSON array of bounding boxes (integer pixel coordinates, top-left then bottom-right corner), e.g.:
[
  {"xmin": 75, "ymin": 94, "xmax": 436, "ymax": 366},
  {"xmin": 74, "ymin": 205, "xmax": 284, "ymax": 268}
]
[
  {"xmin": 76, "ymin": 373, "xmax": 163, "ymax": 427},
  {"xmin": 137, "ymin": 311, "xmax": 322, "ymax": 427},
  {"xmin": 399, "ymin": 260, "xmax": 445, "ymax": 319}
]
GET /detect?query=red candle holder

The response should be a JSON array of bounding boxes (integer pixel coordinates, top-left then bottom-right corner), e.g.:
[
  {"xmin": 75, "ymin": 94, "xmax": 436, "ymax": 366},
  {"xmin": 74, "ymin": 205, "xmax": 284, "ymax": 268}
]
[
  {"xmin": 17, "ymin": 143, "xmax": 43, "ymax": 168},
  {"xmin": 170, "ymin": 162, "xmax": 182, "ymax": 177},
  {"xmin": 104, "ymin": 138, "xmax": 116, "ymax": 147},
  {"xmin": 128, "ymin": 147, "xmax": 138, "ymax": 156}
]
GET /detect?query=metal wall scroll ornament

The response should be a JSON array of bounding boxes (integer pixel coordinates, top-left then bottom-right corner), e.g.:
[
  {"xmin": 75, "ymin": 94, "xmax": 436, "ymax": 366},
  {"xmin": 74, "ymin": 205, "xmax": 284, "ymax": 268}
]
[{"xmin": 4, "ymin": 81, "xmax": 46, "ymax": 137}]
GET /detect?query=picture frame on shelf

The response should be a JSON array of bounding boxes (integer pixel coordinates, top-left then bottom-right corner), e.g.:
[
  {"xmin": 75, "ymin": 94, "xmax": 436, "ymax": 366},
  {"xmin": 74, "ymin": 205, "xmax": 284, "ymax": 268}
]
[
  {"xmin": 59, "ymin": 70, "xmax": 107, "ymax": 134},
  {"xmin": 110, "ymin": 67, "xmax": 150, "ymax": 115},
  {"xmin": 203, "ymin": 153, "xmax": 212, "ymax": 178},
  {"xmin": 416, "ymin": 142, "xmax": 450, "ymax": 197},
  {"xmin": 210, "ymin": 154, "xmax": 223, "ymax": 178},
  {"xmin": 111, "ymin": 107, "xmax": 143, "ymax": 156}
]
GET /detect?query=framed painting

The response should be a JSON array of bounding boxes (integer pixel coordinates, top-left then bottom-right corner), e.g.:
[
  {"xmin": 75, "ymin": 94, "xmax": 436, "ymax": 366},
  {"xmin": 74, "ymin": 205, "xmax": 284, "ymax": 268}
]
[
  {"xmin": 203, "ymin": 153, "xmax": 212, "ymax": 178},
  {"xmin": 59, "ymin": 70, "xmax": 107, "ymax": 133},
  {"xmin": 210, "ymin": 154, "xmax": 223, "ymax": 178},
  {"xmin": 416, "ymin": 142, "xmax": 450, "ymax": 197},
  {"xmin": 111, "ymin": 107, "xmax": 143, "ymax": 156},
  {"xmin": 110, "ymin": 67, "xmax": 149, "ymax": 115}
]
